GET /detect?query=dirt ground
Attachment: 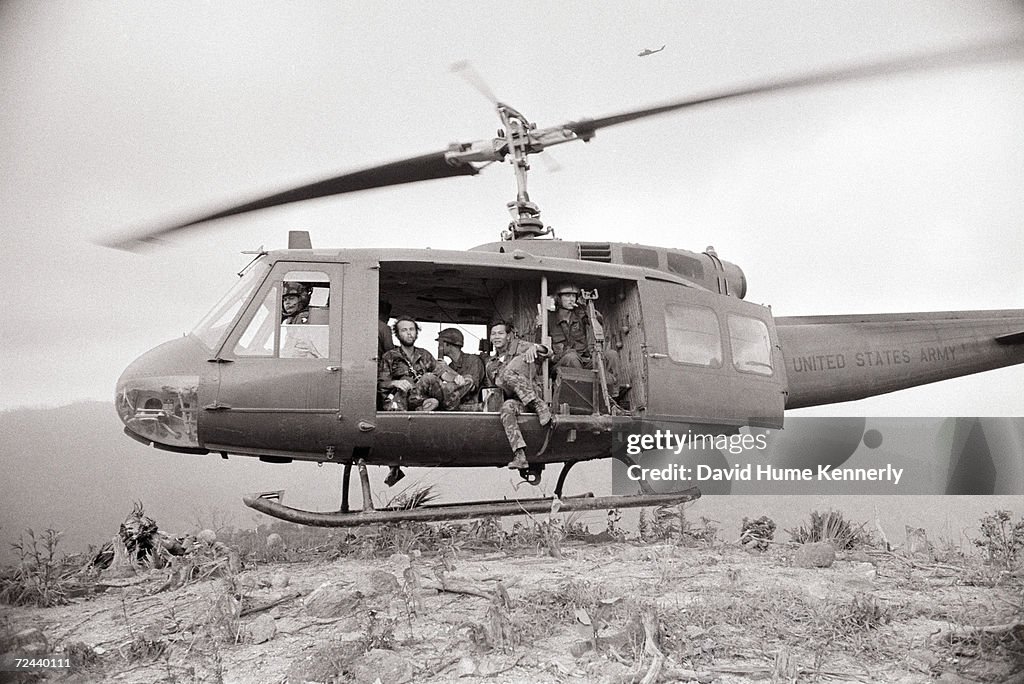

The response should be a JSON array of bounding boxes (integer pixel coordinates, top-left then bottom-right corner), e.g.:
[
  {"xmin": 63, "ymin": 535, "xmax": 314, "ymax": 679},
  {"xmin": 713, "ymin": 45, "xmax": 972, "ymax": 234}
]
[{"xmin": 1, "ymin": 534, "xmax": 1022, "ymax": 684}]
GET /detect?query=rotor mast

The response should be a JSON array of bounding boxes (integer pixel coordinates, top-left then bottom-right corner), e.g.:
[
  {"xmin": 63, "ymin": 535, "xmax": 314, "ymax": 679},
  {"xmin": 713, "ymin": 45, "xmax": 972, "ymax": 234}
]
[{"xmin": 498, "ymin": 103, "xmax": 548, "ymax": 239}]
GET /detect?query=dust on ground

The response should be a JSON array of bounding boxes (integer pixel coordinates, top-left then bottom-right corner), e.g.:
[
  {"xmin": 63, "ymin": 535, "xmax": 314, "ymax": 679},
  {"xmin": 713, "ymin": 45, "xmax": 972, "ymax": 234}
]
[{"xmin": 2, "ymin": 534, "xmax": 1022, "ymax": 683}]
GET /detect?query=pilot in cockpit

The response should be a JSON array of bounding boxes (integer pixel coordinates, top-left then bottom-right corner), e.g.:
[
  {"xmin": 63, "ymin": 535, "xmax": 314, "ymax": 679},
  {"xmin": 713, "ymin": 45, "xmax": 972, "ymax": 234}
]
[{"xmin": 281, "ymin": 282, "xmax": 313, "ymax": 324}]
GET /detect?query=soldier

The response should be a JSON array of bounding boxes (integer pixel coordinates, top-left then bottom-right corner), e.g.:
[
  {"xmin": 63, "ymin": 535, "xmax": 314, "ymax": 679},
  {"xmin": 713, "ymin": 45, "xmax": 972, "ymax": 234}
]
[
  {"xmin": 435, "ymin": 328, "xmax": 485, "ymax": 410},
  {"xmin": 281, "ymin": 282, "xmax": 312, "ymax": 324},
  {"xmin": 378, "ymin": 316, "xmax": 443, "ymax": 411},
  {"xmin": 548, "ymin": 281, "xmax": 620, "ymax": 396},
  {"xmin": 485, "ymin": 321, "xmax": 552, "ymax": 469}
]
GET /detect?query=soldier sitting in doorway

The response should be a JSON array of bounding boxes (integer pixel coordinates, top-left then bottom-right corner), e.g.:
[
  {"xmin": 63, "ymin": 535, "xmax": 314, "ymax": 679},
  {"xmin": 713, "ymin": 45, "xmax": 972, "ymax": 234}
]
[
  {"xmin": 378, "ymin": 316, "xmax": 444, "ymax": 411},
  {"xmin": 548, "ymin": 281, "xmax": 620, "ymax": 397},
  {"xmin": 435, "ymin": 328, "xmax": 485, "ymax": 410},
  {"xmin": 485, "ymin": 320, "xmax": 552, "ymax": 470}
]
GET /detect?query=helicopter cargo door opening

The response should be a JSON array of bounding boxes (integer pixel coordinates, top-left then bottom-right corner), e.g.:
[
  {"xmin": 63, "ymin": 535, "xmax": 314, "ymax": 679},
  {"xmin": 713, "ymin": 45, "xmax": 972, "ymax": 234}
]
[
  {"xmin": 373, "ymin": 260, "xmax": 646, "ymax": 467},
  {"xmin": 199, "ymin": 262, "xmax": 376, "ymax": 461},
  {"xmin": 641, "ymin": 277, "xmax": 785, "ymax": 429}
]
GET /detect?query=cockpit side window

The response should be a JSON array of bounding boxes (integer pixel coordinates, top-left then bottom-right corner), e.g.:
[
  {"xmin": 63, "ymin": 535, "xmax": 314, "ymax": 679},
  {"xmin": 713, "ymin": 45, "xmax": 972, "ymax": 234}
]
[
  {"xmin": 234, "ymin": 285, "xmax": 278, "ymax": 356},
  {"xmin": 191, "ymin": 263, "xmax": 270, "ymax": 350}
]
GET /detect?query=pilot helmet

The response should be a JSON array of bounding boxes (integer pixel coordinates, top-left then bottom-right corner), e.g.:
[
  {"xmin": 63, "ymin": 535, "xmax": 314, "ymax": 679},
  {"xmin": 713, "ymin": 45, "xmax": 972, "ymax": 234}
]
[
  {"xmin": 282, "ymin": 282, "xmax": 311, "ymax": 310},
  {"xmin": 283, "ymin": 281, "xmax": 310, "ymax": 297},
  {"xmin": 436, "ymin": 328, "xmax": 464, "ymax": 347},
  {"xmin": 553, "ymin": 282, "xmax": 581, "ymax": 296}
]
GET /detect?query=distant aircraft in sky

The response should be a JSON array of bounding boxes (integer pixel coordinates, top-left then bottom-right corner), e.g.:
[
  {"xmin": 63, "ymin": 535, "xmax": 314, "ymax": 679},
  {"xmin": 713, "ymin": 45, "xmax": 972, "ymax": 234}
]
[{"xmin": 638, "ymin": 45, "xmax": 666, "ymax": 57}]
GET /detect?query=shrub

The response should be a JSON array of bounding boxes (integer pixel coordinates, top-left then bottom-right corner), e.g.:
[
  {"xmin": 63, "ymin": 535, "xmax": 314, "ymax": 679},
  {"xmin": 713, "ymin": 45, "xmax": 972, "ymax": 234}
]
[
  {"xmin": 786, "ymin": 510, "xmax": 869, "ymax": 550},
  {"xmin": 974, "ymin": 510, "xmax": 1024, "ymax": 569},
  {"xmin": 0, "ymin": 528, "xmax": 71, "ymax": 607},
  {"xmin": 740, "ymin": 516, "xmax": 776, "ymax": 551}
]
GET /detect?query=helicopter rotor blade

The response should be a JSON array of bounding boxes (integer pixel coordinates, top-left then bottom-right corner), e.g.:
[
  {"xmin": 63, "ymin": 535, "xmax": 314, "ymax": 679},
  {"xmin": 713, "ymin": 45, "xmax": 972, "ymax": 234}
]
[
  {"xmin": 541, "ymin": 34, "xmax": 1024, "ymax": 145},
  {"xmin": 100, "ymin": 34, "xmax": 1023, "ymax": 251},
  {"xmin": 99, "ymin": 151, "xmax": 481, "ymax": 251},
  {"xmin": 450, "ymin": 60, "xmax": 500, "ymax": 105}
]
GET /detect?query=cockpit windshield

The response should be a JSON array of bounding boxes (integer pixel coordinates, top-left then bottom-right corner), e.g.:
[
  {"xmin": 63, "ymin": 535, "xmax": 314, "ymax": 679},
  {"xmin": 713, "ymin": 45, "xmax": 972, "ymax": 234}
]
[{"xmin": 191, "ymin": 262, "xmax": 271, "ymax": 350}]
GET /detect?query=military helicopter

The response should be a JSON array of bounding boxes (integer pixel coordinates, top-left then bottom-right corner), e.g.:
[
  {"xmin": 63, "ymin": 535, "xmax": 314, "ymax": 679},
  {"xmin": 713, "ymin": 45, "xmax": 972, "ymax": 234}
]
[
  {"xmin": 638, "ymin": 45, "xmax": 666, "ymax": 57},
  {"xmin": 106, "ymin": 36, "xmax": 1024, "ymax": 526}
]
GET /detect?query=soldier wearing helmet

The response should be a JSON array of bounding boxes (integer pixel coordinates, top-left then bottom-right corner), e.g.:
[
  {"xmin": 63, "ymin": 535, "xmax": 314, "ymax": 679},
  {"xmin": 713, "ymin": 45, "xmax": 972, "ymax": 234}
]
[
  {"xmin": 548, "ymin": 281, "xmax": 620, "ymax": 396},
  {"xmin": 435, "ymin": 328, "xmax": 485, "ymax": 410},
  {"xmin": 281, "ymin": 282, "xmax": 312, "ymax": 324}
]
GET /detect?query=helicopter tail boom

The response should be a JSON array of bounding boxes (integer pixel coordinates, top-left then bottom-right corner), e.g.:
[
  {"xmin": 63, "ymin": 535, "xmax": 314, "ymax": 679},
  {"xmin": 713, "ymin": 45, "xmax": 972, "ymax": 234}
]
[{"xmin": 776, "ymin": 310, "xmax": 1024, "ymax": 408}]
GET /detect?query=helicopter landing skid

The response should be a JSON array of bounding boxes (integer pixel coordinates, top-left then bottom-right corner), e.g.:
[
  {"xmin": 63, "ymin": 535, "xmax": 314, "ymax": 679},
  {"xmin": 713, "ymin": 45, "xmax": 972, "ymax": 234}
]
[{"xmin": 242, "ymin": 488, "xmax": 701, "ymax": 528}]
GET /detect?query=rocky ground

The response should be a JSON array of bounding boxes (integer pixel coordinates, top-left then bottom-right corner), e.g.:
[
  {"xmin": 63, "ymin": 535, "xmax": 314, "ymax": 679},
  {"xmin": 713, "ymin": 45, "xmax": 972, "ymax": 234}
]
[{"xmin": 1, "ymin": 523, "xmax": 1022, "ymax": 683}]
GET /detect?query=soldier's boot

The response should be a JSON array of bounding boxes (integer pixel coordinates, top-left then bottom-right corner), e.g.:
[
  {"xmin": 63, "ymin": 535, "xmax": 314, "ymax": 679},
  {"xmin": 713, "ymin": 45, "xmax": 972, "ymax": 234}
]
[
  {"xmin": 506, "ymin": 448, "xmax": 529, "ymax": 470},
  {"xmin": 532, "ymin": 400, "xmax": 552, "ymax": 426},
  {"xmin": 417, "ymin": 398, "xmax": 440, "ymax": 412},
  {"xmin": 384, "ymin": 466, "xmax": 405, "ymax": 487}
]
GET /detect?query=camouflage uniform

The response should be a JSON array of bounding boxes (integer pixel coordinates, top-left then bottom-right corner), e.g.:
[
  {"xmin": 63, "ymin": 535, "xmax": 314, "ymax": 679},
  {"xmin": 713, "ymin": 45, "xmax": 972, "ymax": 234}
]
[
  {"xmin": 485, "ymin": 337, "xmax": 547, "ymax": 453},
  {"xmin": 378, "ymin": 347, "xmax": 443, "ymax": 410},
  {"xmin": 440, "ymin": 352, "xmax": 486, "ymax": 409}
]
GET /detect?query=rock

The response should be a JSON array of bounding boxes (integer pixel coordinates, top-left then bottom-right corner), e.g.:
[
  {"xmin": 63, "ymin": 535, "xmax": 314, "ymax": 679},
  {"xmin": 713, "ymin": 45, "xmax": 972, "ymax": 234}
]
[
  {"xmin": 457, "ymin": 656, "xmax": 477, "ymax": 677},
  {"xmin": 350, "ymin": 648, "xmax": 414, "ymax": 683},
  {"xmin": 266, "ymin": 533, "xmax": 285, "ymax": 549},
  {"xmin": 358, "ymin": 570, "xmax": 401, "ymax": 597},
  {"xmin": 793, "ymin": 542, "xmax": 836, "ymax": 568},
  {"xmin": 197, "ymin": 529, "xmax": 217, "ymax": 544},
  {"xmin": 302, "ymin": 572, "xmax": 399, "ymax": 615},
  {"xmin": 475, "ymin": 654, "xmax": 507, "ymax": 676},
  {"xmin": 303, "ymin": 581, "xmax": 365, "ymax": 618},
  {"xmin": 271, "ymin": 571, "xmax": 290, "ymax": 589},
  {"xmin": 286, "ymin": 641, "xmax": 364, "ymax": 684},
  {"xmin": 248, "ymin": 614, "xmax": 276, "ymax": 644}
]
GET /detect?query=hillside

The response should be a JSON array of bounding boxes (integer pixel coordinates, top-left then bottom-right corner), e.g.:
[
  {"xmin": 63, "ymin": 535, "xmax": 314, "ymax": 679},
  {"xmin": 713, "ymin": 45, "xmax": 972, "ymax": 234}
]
[{"xmin": 1, "ymin": 524, "xmax": 1021, "ymax": 683}]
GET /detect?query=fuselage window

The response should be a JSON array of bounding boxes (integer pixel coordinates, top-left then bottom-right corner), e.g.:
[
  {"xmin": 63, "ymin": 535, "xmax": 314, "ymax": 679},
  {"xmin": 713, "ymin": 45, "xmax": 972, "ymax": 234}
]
[
  {"xmin": 622, "ymin": 246, "xmax": 660, "ymax": 269},
  {"xmin": 664, "ymin": 304, "xmax": 721, "ymax": 367},
  {"xmin": 728, "ymin": 314, "xmax": 773, "ymax": 375}
]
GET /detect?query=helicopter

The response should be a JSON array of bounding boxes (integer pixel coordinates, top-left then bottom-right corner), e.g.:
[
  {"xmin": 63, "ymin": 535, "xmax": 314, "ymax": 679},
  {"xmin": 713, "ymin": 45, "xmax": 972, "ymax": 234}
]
[
  {"xmin": 638, "ymin": 45, "xmax": 666, "ymax": 57},
  {"xmin": 105, "ymin": 36, "xmax": 1024, "ymax": 526}
]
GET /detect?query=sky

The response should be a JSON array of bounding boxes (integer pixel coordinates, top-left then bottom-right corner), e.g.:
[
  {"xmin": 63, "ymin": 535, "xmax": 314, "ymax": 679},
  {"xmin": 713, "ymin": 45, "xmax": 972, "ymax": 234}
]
[{"xmin": 2, "ymin": 1, "xmax": 1024, "ymax": 417}]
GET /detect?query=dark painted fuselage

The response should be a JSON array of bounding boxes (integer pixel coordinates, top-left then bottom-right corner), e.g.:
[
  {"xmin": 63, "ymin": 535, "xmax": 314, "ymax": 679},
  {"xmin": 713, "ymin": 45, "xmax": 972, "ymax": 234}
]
[{"xmin": 115, "ymin": 241, "xmax": 1024, "ymax": 469}]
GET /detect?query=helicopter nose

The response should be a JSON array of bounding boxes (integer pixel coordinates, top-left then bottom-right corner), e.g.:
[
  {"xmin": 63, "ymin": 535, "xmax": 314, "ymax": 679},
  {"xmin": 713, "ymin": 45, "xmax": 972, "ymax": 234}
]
[{"xmin": 115, "ymin": 336, "xmax": 210, "ymax": 452}]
